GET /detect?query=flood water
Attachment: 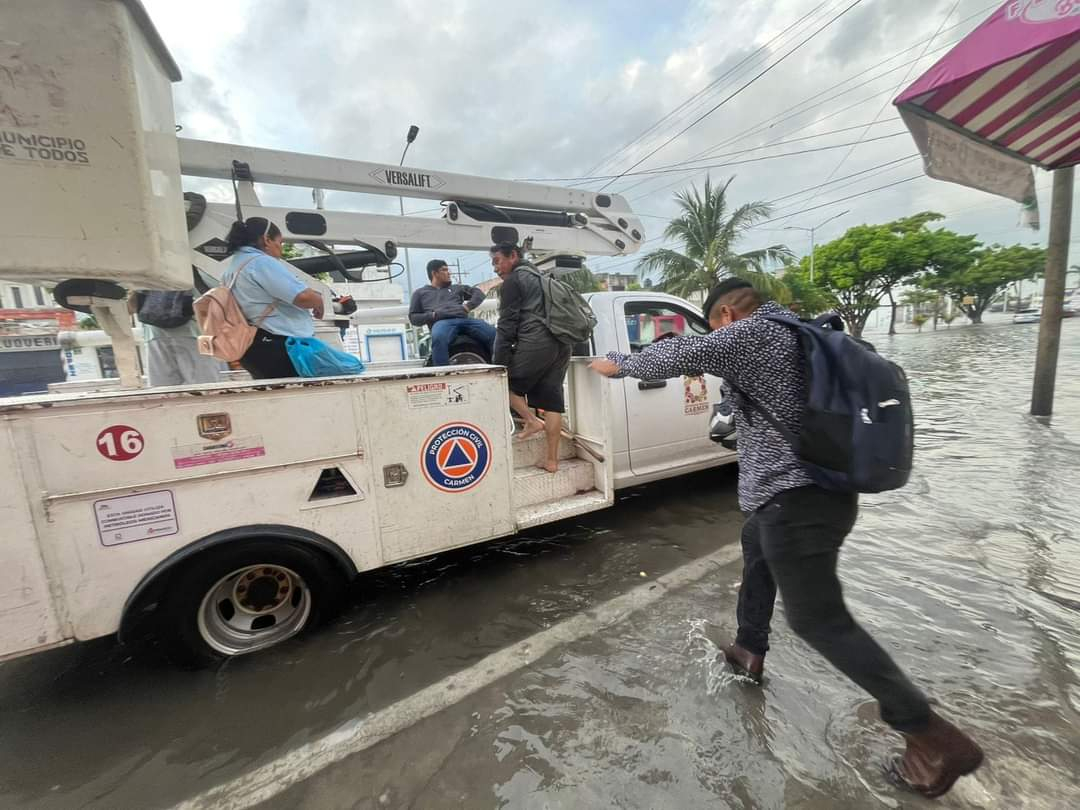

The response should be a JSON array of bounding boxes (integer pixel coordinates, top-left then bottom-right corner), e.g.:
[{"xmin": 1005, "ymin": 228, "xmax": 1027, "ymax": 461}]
[{"xmin": 1, "ymin": 319, "xmax": 1078, "ymax": 809}]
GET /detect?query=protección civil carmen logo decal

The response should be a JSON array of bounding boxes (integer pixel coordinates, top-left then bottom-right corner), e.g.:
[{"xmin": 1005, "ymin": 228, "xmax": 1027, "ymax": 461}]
[{"xmin": 421, "ymin": 422, "xmax": 492, "ymax": 493}]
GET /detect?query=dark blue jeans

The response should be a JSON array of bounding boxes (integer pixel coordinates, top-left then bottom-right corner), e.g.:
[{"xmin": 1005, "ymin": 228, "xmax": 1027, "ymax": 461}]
[
  {"xmin": 430, "ymin": 318, "xmax": 497, "ymax": 366},
  {"xmin": 735, "ymin": 485, "xmax": 931, "ymax": 732}
]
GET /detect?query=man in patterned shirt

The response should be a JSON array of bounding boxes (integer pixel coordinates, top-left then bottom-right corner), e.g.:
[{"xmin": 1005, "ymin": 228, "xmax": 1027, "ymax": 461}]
[{"xmin": 590, "ymin": 278, "xmax": 982, "ymax": 798}]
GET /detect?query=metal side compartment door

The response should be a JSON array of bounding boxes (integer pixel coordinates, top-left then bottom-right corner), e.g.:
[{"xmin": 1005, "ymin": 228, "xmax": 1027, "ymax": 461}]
[
  {"xmin": 362, "ymin": 369, "xmax": 516, "ymax": 564},
  {"xmin": 0, "ymin": 421, "xmax": 67, "ymax": 661},
  {"xmin": 616, "ymin": 296, "xmax": 724, "ymax": 479}
]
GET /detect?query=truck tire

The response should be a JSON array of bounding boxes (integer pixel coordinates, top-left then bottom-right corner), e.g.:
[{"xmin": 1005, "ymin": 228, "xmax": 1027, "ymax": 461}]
[{"xmin": 158, "ymin": 540, "xmax": 348, "ymax": 667}]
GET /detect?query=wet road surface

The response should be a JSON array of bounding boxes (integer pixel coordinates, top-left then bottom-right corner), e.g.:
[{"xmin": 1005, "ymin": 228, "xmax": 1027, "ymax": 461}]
[{"xmin": 1, "ymin": 319, "xmax": 1079, "ymax": 809}]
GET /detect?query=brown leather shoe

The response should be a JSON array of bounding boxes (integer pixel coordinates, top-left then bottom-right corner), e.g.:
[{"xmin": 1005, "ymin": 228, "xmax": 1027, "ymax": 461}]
[
  {"xmin": 722, "ymin": 643, "xmax": 764, "ymax": 684},
  {"xmin": 888, "ymin": 710, "xmax": 984, "ymax": 798}
]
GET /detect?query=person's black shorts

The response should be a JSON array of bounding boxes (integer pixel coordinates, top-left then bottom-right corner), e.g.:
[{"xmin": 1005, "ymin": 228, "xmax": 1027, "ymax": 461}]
[
  {"xmin": 240, "ymin": 328, "xmax": 298, "ymax": 379},
  {"xmin": 508, "ymin": 342, "xmax": 571, "ymax": 413}
]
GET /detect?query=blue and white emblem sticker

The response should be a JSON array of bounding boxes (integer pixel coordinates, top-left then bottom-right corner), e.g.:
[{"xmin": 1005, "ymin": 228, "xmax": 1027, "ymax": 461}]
[{"xmin": 421, "ymin": 422, "xmax": 492, "ymax": 493}]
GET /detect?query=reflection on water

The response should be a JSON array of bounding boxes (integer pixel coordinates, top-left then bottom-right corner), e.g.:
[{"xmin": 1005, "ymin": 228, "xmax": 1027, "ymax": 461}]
[{"xmin": 488, "ymin": 322, "xmax": 1080, "ymax": 809}]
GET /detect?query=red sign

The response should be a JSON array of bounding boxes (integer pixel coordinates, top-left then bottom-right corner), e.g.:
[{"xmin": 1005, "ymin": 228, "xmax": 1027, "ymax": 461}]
[{"xmin": 96, "ymin": 425, "xmax": 144, "ymax": 461}]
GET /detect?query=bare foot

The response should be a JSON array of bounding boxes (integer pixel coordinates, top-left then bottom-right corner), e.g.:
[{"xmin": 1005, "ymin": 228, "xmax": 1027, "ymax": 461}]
[
  {"xmin": 535, "ymin": 461, "xmax": 559, "ymax": 473},
  {"xmin": 515, "ymin": 422, "xmax": 545, "ymax": 441}
]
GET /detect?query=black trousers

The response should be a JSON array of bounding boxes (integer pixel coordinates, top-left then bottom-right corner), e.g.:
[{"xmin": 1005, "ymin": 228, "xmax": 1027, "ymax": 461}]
[
  {"xmin": 735, "ymin": 485, "xmax": 931, "ymax": 733},
  {"xmin": 240, "ymin": 329, "xmax": 297, "ymax": 380}
]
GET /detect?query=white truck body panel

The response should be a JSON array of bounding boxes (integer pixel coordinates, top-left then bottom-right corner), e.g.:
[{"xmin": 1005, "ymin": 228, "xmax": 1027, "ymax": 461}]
[
  {"xmin": 0, "ymin": 364, "xmax": 615, "ymax": 661},
  {"xmin": 0, "ymin": 421, "xmax": 68, "ymax": 657}
]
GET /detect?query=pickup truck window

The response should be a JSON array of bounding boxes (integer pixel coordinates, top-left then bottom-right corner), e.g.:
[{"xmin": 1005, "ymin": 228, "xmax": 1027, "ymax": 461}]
[{"xmin": 624, "ymin": 303, "xmax": 708, "ymax": 353}]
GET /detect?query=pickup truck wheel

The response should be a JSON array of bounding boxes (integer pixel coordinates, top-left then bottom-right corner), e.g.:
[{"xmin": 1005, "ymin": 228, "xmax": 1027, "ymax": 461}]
[{"xmin": 159, "ymin": 541, "xmax": 347, "ymax": 667}]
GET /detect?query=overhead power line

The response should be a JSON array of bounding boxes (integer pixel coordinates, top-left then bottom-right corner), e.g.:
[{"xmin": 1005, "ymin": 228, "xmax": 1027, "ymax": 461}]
[
  {"xmin": 588, "ymin": 173, "xmax": 928, "ymax": 275},
  {"xmin": 583, "ymin": 0, "xmax": 840, "ymax": 179},
  {"xmin": 783, "ymin": 0, "xmax": 962, "ymax": 224},
  {"xmin": 522, "ymin": 132, "xmax": 908, "ymax": 183},
  {"xmin": 596, "ymin": 2, "xmax": 998, "ymax": 204},
  {"xmin": 585, "ymin": 1, "xmax": 996, "ymax": 188},
  {"xmin": 596, "ymin": 0, "xmax": 867, "ymax": 191},
  {"xmin": 553, "ymin": 120, "xmax": 902, "ymax": 188}
]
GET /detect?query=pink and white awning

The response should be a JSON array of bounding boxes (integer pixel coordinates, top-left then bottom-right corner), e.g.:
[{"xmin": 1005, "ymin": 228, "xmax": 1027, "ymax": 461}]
[
  {"xmin": 896, "ymin": 1, "xmax": 1080, "ymax": 170},
  {"xmin": 896, "ymin": 1, "xmax": 1080, "ymax": 210}
]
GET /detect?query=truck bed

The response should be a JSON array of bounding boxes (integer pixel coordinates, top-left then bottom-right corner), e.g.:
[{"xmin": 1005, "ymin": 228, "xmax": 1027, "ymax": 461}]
[{"xmin": 0, "ymin": 362, "xmax": 614, "ymax": 661}]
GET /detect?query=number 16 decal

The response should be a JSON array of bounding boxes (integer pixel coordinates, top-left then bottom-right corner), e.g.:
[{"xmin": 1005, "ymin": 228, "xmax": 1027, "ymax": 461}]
[{"xmin": 96, "ymin": 425, "xmax": 145, "ymax": 461}]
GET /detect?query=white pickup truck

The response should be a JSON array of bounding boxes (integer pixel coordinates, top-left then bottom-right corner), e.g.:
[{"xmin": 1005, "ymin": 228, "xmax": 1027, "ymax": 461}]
[
  {"xmin": 0, "ymin": 291, "xmax": 733, "ymax": 667},
  {"xmin": 0, "ymin": 0, "xmax": 733, "ymax": 667}
]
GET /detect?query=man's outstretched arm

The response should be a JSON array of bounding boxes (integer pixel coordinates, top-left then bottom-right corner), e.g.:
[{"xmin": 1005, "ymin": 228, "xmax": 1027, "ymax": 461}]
[{"xmin": 591, "ymin": 330, "xmax": 737, "ymax": 380}]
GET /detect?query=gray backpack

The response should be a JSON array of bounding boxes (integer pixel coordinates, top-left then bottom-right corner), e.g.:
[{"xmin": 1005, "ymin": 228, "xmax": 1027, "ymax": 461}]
[{"xmin": 519, "ymin": 265, "xmax": 597, "ymax": 345}]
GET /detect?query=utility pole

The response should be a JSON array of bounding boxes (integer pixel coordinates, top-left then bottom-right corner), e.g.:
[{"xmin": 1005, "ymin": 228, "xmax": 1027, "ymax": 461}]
[
  {"xmin": 1031, "ymin": 165, "xmax": 1074, "ymax": 417},
  {"xmin": 784, "ymin": 209, "xmax": 849, "ymax": 283},
  {"xmin": 452, "ymin": 258, "xmax": 464, "ymax": 285}
]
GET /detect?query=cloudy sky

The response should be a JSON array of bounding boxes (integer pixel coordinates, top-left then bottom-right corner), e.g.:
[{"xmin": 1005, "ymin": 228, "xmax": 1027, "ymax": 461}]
[{"xmin": 144, "ymin": 0, "xmax": 1078, "ymax": 293}]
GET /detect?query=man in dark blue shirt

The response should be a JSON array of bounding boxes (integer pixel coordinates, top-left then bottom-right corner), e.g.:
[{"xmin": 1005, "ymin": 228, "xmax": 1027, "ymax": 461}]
[
  {"xmin": 590, "ymin": 278, "xmax": 982, "ymax": 799},
  {"xmin": 409, "ymin": 259, "xmax": 496, "ymax": 366}
]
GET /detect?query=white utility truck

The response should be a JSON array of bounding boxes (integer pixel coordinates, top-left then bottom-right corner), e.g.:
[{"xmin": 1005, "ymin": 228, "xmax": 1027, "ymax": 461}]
[{"xmin": 0, "ymin": 0, "xmax": 733, "ymax": 666}]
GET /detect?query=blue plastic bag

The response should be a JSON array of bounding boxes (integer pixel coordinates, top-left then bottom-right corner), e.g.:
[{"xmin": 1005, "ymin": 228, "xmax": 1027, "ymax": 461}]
[{"xmin": 285, "ymin": 337, "xmax": 366, "ymax": 377}]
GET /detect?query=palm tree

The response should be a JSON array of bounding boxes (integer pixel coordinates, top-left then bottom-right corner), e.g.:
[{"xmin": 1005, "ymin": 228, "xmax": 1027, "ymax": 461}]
[{"xmin": 639, "ymin": 176, "xmax": 793, "ymax": 301}]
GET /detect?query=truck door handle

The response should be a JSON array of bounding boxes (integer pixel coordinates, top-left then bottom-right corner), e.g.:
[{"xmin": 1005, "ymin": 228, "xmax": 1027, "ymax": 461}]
[{"xmin": 638, "ymin": 380, "xmax": 667, "ymax": 390}]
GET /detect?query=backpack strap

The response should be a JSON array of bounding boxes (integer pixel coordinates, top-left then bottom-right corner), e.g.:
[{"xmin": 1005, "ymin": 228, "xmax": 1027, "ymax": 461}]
[
  {"xmin": 228, "ymin": 255, "xmax": 277, "ymax": 328},
  {"xmin": 727, "ymin": 313, "xmax": 807, "ymax": 449},
  {"xmin": 226, "ymin": 256, "xmax": 258, "ymax": 290},
  {"xmin": 725, "ymin": 380, "xmax": 800, "ymax": 449},
  {"xmin": 253, "ymin": 304, "xmax": 276, "ymax": 328}
]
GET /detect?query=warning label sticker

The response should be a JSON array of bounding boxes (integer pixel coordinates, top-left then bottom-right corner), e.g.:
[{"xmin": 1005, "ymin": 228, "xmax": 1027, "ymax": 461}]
[
  {"xmin": 407, "ymin": 381, "xmax": 470, "ymax": 409},
  {"xmin": 172, "ymin": 435, "xmax": 266, "ymax": 469},
  {"xmin": 94, "ymin": 490, "xmax": 179, "ymax": 547}
]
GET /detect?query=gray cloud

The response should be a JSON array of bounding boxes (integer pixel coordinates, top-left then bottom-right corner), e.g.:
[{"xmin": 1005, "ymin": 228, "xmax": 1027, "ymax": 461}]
[
  {"xmin": 172, "ymin": 71, "xmax": 243, "ymax": 142},
  {"xmin": 144, "ymin": 0, "xmax": 1073, "ymax": 286}
]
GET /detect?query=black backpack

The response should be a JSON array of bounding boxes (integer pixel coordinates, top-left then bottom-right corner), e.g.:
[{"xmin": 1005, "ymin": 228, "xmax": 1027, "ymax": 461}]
[
  {"xmin": 736, "ymin": 314, "xmax": 914, "ymax": 493},
  {"xmin": 135, "ymin": 290, "xmax": 195, "ymax": 329}
]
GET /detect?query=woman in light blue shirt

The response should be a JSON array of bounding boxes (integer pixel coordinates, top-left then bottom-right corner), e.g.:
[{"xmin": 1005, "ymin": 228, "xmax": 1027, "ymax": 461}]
[{"xmin": 222, "ymin": 217, "xmax": 325, "ymax": 378}]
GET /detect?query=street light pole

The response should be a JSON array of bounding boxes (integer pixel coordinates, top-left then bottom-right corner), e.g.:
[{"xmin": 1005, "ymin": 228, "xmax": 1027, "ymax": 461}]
[
  {"xmin": 784, "ymin": 209, "xmax": 849, "ymax": 284},
  {"xmin": 398, "ymin": 125, "xmax": 419, "ymax": 301},
  {"xmin": 398, "ymin": 125, "xmax": 419, "ymax": 358}
]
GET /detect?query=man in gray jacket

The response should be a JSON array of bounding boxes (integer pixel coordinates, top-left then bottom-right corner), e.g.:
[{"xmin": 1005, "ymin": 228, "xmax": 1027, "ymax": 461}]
[{"xmin": 409, "ymin": 259, "xmax": 496, "ymax": 366}]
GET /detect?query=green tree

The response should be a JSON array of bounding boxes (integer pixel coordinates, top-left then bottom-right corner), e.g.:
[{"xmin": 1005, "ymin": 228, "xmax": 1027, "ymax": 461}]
[
  {"xmin": 879, "ymin": 213, "xmax": 953, "ymax": 335},
  {"xmin": 561, "ymin": 267, "xmax": 602, "ymax": 293},
  {"xmin": 900, "ymin": 288, "xmax": 940, "ymax": 309},
  {"xmin": 924, "ymin": 243, "xmax": 1045, "ymax": 324},
  {"xmin": 78, "ymin": 314, "xmax": 99, "ymax": 330},
  {"xmin": 780, "ymin": 266, "xmax": 834, "ymax": 316},
  {"xmin": 280, "ymin": 242, "xmax": 301, "ymax": 260},
  {"xmin": 901, "ymin": 288, "xmax": 943, "ymax": 329},
  {"xmin": 639, "ymin": 176, "xmax": 792, "ymax": 301},
  {"xmin": 911, "ymin": 313, "xmax": 929, "ymax": 333},
  {"xmin": 808, "ymin": 213, "xmax": 976, "ymax": 338},
  {"xmin": 806, "ymin": 222, "xmax": 901, "ymax": 338}
]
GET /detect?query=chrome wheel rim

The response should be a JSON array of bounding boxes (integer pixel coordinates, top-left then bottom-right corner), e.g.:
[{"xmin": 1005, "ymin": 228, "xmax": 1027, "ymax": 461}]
[{"xmin": 197, "ymin": 564, "xmax": 311, "ymax": 656}]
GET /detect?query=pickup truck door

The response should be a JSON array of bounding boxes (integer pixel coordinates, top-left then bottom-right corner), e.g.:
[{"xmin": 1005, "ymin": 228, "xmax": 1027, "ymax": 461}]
[{"xmin": 613, "ymin": 297, "xmax": 724, "ymax": 479}]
